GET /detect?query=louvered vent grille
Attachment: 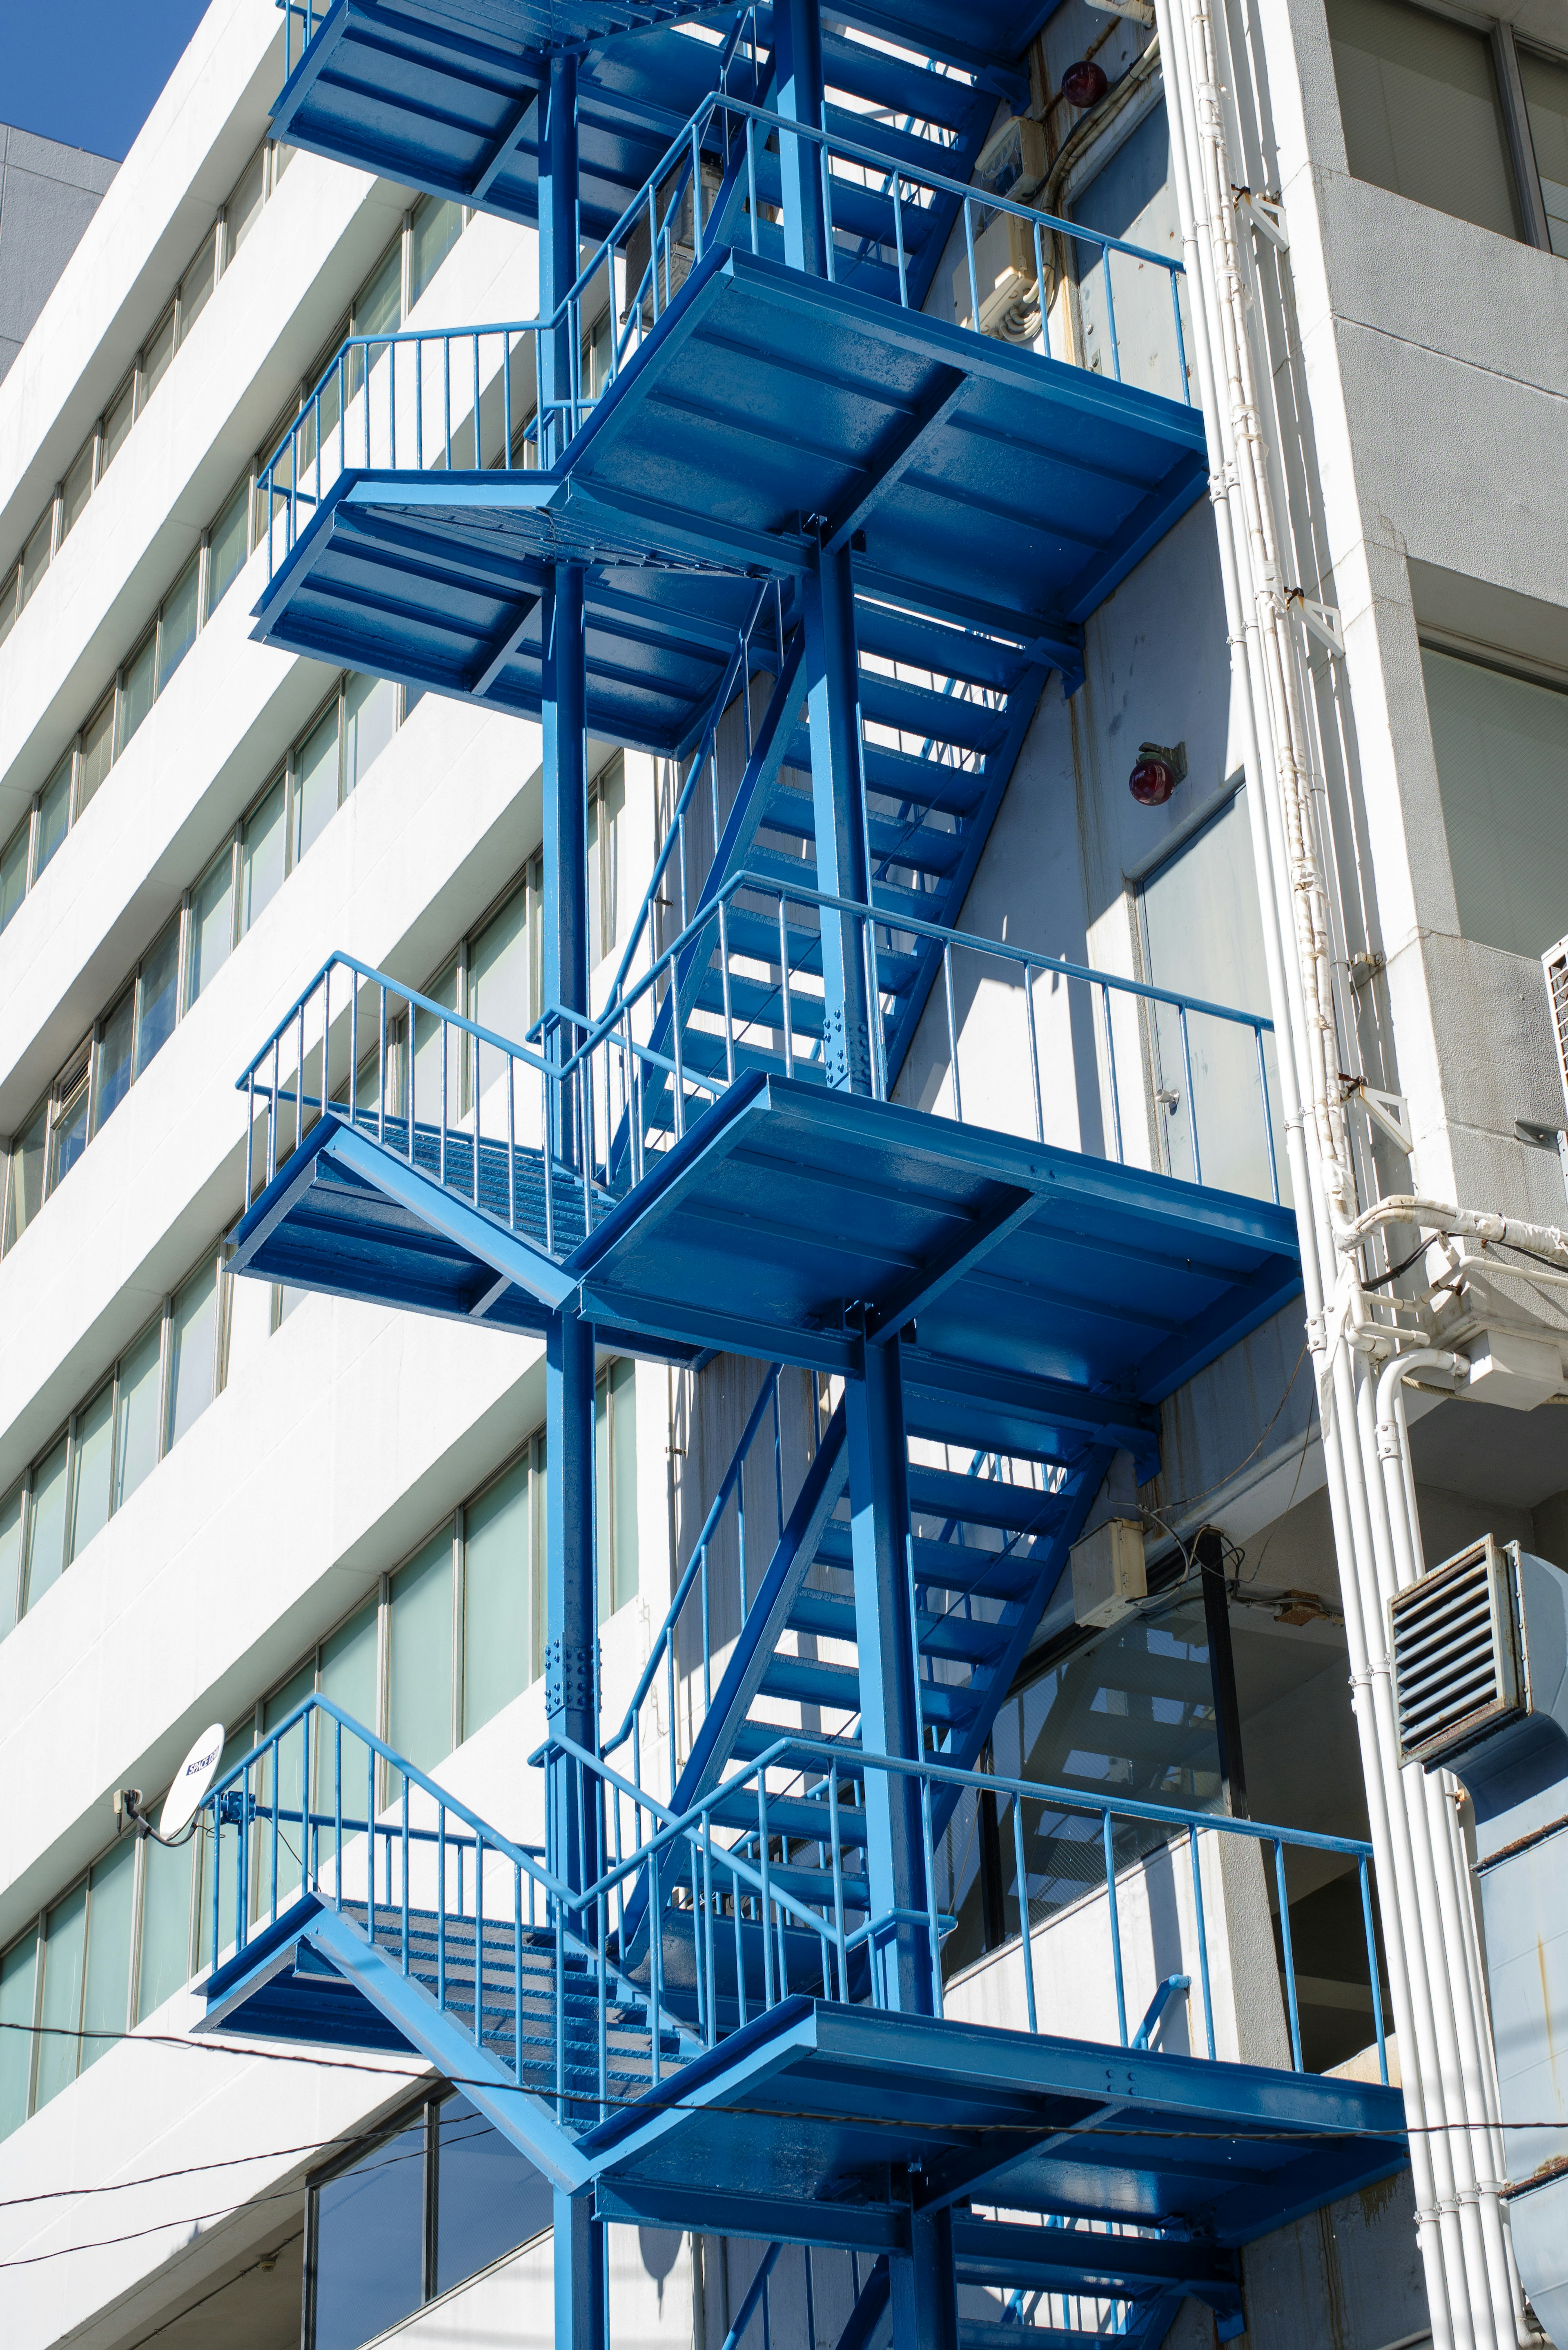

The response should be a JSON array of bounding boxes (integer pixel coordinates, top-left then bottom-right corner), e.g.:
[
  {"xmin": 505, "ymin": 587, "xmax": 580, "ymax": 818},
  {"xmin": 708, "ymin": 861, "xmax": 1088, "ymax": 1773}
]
[
  {"xmin": 1389, "ymin": 1537, "xmax": 1526, "ymax": 1769},
  {"xmin": 1544, "ymin": 938, "xmax": 1568, "ymax": 1122}
]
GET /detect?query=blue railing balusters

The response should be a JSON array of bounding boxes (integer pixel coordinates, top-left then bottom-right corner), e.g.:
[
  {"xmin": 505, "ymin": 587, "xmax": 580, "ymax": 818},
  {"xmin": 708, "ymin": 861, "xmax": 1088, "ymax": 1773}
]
[{"xmin": 256, "ymin": 94, "xmax": 1190, "ymax": 575}]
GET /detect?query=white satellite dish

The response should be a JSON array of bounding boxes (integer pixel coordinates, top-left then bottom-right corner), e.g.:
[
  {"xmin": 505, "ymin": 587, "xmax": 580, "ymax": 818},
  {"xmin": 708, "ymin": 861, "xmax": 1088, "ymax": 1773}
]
[{"xmin": 159, "ymin": 1723, "xmax": 226, "ymax": 1839}]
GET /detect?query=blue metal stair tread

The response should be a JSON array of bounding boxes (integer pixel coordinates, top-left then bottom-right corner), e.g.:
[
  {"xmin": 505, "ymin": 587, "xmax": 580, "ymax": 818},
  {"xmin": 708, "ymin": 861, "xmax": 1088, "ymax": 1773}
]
[
  {"xmin": 853, "ymin": 597, "xmax": 1047, "ymax": 694},
  {"xmin": 250, "ymin": 491, "xmax": 769, "ymax": 761},
  {"xmin": 743, "ymin": 843, "xmax": 945, "ymax": 928},
  {"xmin": 758, "ymin": 787, "xmax": 965, "ymax": 879},
  {"xmin": 854, "ymin": 742, "xmax": 990, "ymax": 821},
  {"xmin": 905, "ymin": 1465, "xmax": 1070, "ymax": 1534},
  {"xmin": 950, "ymin": 2213, "xmax": 1241, "ymax": 2301},
  {"xmin": 758, "ymin": 1651, "xmax": 978, "ymax": 1728},
  {"xmin": 813, "ymin": 1521, "xmax": 1053, "ymax": 1601},
  {"xmin": 727, "ymin": 1717, "xmax": 861, "ymax": 1763},
  {"xmin": 568, "ymin": 1072, "xmax": 1301, "ymax": 1404},
  {"xmin": 717, "ymin": 906, "xmax": 922, "ymax": 992},
  {"xmin": 855, "ymin": 669, "xmax": 1016, "ymax": 757},
  {"xmin": 739, "ymin": 1859, "xmax": 873, "ymax": 1908},
  {"xmin": 691, "ymin": 967, "xmax": 829, "ymax": 1037},
  {"xmin": 787, "ymin": 1586, "xmax": 1009, "ymax": 1665},
  {"xmin": 702, "ymin": 1787, "xmax": 872, "ymax": 1841},
  {"xmin": 528, "ymin": 245, "xmax": 1207, "ymax": 642},
  {"xmin": 576, "ymin": 1996, "xmax": 1408, "ymax": 2247}
]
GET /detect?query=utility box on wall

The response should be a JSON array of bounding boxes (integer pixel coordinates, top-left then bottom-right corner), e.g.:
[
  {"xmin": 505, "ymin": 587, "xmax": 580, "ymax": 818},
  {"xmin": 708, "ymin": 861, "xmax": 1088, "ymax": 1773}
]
[{"xmin": 1071, "ymin": 1518, "xmax": 1147, "ymax": 1628}]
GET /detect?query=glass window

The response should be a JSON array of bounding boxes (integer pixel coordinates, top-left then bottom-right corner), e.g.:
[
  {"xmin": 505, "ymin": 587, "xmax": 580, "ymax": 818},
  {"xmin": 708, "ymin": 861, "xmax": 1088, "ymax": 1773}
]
[
  {"xmin": 410, "ymin": 954, "xmax": 461, "ymax": 1126},
  {"xmin": 467, "ymin": 883, "xmax": 531, "ymax": 1105},
  {"xmin": 243, "ymin": 774, "xmax": 288, "ymax": 932},
  {"xmin": 317, "ymin": 1599, "xmax": 379, "ymax": 1757},
  {"xmin": 6, "ymin": 1098, "xmax": 48, "ymax": 1251},
  {"xmin": 409, "ymin": 194, "xmax": 463, "ymax": 308},
  {"xmin": 588, "ymin": 757, "xmax": 624, "ymax": 969},
  {"xmin": 1138, "ymin": 786, "xmax": 1286, "ymax": 1203},
  {"xmin": 0, "ymin": 565, "xmax": 17, "ymax": 647},
  {"xmin": 0, "ymin": 1929, "xmax": 38, "ymax": 2139},
  {"xmin": 94, "ymin": 989, "xmax": 135, "ymax": 1135},
  {"xmin": 462, "ymin": 1453, "xmax": 532, "ymax": 1740},
  {"xmin": 48, "ymin": 1057, "xmax": 91, "ymax": 1194},
  {"xmin": 116, "ymin": 633, "xmax": 156, "ymax": 755},
  {"xmin": 20, "ymin": 510, "xmax": 52, "ymax": 609},
  {"xmin": 178, "ymin": 235, "xmax": 216, "ymax": 343},
  {"xmin": 137, "ymin": 1826, "xmax": 194, "ymax": 2022},
  {"xmin": 77, "ymin": 693, "xmax": 115, "ymax": 813},
  {"xmin": 206, "ymin": 479, "xmax": 250, "ymax": 617},
  {"xmin": 1423, "ymin": 647, "xmax": 1568, "ymax": 959},
  {"xmin": 1521, "ymin": 49, "xmax": 1568, "ymax": 260},
  {"xmin": 0, "ymin": 1484, "xmax": 22, "ymax": 1641},
  {"xmin": 157, "ymin": 554, "xmax": 200, "ymax": 691},
  {"xmin": 34, "ymin": 750, "xmax": 73, "ymax": 881},
  {"xmin": 34, "ymin": 1882, "xmax": 87, "ymax": 2109},
  {"xmin": 389, "ymin": 1528, "xmax": 454, "ymax": 1775},
  {"xmin": 0, "ymin": 821, "xmax": 27, "ymax": 933},
  {"xmin": 311, "ymin": 2119, "xmax": 427, "ymax": 2350},
  {"xmin": 114, "ymin": 1317, "xmax": 164, "ymax": 1513},
  {"xmin": 434, "ymin": 2094, "xmax": 551, "ymax": 2291},
  {"xmin": 24, "ymin": 1432, "xmax": 70, "ymax": 1613},
  {"xmin": 80, "ymin": 1839, "xmax": 136, "ymax": 2072},
  {"xmin": 597, "ymin": 1358, "xmax": 638, "ymax": 1620},
  {"xmin": 1072, "ymin": 106, "xmax": 1191, "ymax": 401},
  {"xmin": 343, "ymin": 673, "xmax": 397, "ymax": 792},
  {"xmin": 260, "ymin": 1660, "xmax": 316, "ymax": 1913},
  {"xmin": 187, "ymin": 842, "xmax": 236, "ymax": 1006},
  {"xmin": 140, "ymin": 305, "xmax": 177, "ymax": 407},
  {"xmin": 135, "ymin": 916, "xmax": 181, "ymax": 1076},
  {"xmin": 225, "ymin": 147, "xmax": 268, "ymax": 265},
  {"xmin": 293, "ymin": 702, "xmax": 342, "ymax": 864},
  {"xmin": 101, "ymin": 373, "xmax": 135, "ymax": 472},
  {"xmin": 68, "ymin": 1382, "xmax": 115, "ymax": 1563},
  {"xmin": 354, "ymin": 241, "xmax": 404, "ymax": 341},
  {"xmin": 165, "ymin": 1258, "xmax": 219, "ymax": 1453},
  {"xmin": 272, "ymin": 139, "xmax": 296, "ymax": 187},
  {"xmin": 61, "ymin": 438, "xmax": 96, "ymax": 541},
  {"xmin": 1325, "ymin": 0, "xmax": 1521, "ymax": 239}
]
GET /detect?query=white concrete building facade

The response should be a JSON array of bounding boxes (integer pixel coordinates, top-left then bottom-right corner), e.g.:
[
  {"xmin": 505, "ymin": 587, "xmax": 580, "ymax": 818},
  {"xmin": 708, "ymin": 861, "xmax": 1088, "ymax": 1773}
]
[{"xmin": 1, "ymin": 2, "xmax": 1567, "ymax": 2348}]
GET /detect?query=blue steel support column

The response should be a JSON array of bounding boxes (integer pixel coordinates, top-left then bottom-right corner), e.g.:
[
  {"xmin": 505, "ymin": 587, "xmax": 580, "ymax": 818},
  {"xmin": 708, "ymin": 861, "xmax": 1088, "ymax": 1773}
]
[
  {"xmin": 891, "ymin": 2205, "xmax": 959, "ymax": 2350},
  {"xmin": 554, "ymin": 2187, "xmax": 607, "ymax": 2350},
  {"xmin": 846, "ymin": 1332, "xmax": 932, "ymax": 2014},
  {"xmin": 538, "ymin": 51, "xmax": 578, "ymax": 462},
  {"xmin": 804, "ymin": 541, "xmax": 874, "ymax": 1094},
  {"xmin": 774, "ymin": 0, "xmax": 826, "ymax": 274},
  {"xmin": 777, "ymin": 3, "xmax": 873, "ymax": 1093},
  {"xmin": 539, "ymin": 55, "xmax": 604, "ymax": 2350}
]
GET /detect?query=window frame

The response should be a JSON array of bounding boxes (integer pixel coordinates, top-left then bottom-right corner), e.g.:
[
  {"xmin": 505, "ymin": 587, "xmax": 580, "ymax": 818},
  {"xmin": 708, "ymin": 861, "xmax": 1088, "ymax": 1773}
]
[{"xmin": 1329, "ymin": 0, "xmax": 1566, "ymax": 251}]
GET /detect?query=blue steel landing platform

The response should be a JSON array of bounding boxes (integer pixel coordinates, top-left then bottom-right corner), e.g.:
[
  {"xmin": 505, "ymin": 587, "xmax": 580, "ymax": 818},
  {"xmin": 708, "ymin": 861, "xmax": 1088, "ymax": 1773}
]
[
  {"xmin": 253, "ymin": 247, "xmax": 1203, "ymax": 695},
  {"xmin": 255, "ymin": 516, "xmax": 767, "ymax": 756},
  {"xmin": 231, "ymin": 1073, "xmax": 1299, "ymax": 1396},
  {"xmin": 581, "ymin": 1998, "xmax": 1407, "ymax": 2249}
]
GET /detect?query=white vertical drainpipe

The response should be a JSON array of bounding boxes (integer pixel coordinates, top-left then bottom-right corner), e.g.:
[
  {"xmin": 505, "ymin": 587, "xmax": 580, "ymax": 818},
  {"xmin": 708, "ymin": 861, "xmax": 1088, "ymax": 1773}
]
[{"xmin": 1147, "ymin": 0, "xmax": 1522, "ymax": 2337}]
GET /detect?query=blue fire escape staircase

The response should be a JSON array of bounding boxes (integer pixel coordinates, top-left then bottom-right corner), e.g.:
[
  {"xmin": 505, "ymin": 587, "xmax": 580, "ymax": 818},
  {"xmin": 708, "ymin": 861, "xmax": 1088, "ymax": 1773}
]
[{"xmin": 198, "ymin": 12, "xmax": 1414, "ymax": 2341}]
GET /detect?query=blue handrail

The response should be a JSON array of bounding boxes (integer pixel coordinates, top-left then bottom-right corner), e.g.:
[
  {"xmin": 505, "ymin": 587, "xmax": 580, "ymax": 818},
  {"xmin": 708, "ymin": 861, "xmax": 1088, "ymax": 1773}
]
[{"xmin": 257, "ymin": 88, "xmax": 1191, "ymax": 565}]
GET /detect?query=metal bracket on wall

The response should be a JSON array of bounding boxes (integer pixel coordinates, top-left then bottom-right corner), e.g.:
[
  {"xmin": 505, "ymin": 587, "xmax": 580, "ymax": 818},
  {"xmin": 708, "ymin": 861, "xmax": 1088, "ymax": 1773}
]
[
  {"xmin": 1287, "ymin": 588, "xmax": 1344, "ymax": 657},
  {"xmin": 1233, "ymin": 186, "xmax": 1289, "ymax": 250},
  {"xmin": 1086, "ymin": 0, "xmax": 1157, "ymax": 23},
  {"xmin": 1343, "ymin": 1076, "xmax": 1413, "ymax": 1156}
]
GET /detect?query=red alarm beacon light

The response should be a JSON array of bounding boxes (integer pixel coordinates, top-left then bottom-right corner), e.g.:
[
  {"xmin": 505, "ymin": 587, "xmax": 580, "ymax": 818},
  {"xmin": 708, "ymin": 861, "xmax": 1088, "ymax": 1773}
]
[
  {"xmin": 1061, "ymin": 60, "xmax": 1109, "ymax": 107},
  {"xmin": 1129, "ymin": 754, "xmax": 1180, "ymax": 807}
]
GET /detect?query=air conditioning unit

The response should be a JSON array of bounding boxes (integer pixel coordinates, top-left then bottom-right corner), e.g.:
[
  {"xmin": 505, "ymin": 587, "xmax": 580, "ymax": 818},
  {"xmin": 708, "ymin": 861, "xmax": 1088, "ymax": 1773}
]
[{"xmin": 1388, "ymin": 1534, "xmax": 1526, "ymax": 1769}]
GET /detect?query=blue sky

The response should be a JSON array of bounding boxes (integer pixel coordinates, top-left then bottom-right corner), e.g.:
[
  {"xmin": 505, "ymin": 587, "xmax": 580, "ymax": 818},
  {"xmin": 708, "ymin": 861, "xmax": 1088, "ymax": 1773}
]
[{"xmin": 2, "ymin": 0, "xmax": 214, "ymax": 162}]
